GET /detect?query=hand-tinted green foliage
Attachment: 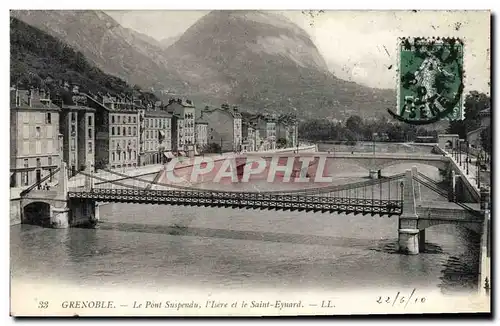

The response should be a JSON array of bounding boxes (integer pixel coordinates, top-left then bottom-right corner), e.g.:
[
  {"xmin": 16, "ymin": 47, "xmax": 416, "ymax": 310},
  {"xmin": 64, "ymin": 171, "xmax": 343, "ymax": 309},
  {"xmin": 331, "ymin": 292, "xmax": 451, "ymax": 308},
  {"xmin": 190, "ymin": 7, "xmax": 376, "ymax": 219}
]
[{"xmin": 10, "ymin": 17, "xmax": 158, "ymax": 103}]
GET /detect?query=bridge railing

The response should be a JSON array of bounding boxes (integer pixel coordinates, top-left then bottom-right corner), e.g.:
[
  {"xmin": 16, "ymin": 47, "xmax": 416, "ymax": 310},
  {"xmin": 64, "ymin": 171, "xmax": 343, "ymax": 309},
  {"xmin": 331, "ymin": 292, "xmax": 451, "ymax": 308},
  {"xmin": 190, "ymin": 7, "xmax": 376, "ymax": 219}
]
[
  {"xmin": 20, "ymin": 167, "xmax": 61, "ymax": 197},
  {"xmin": 68, "ymin": 187, "xmax": 404, "ymax": 216},
  {"xmin": 412, "ymin": 174, "xmax": 483, "ymax": 218},
  {"xmin": 77, "ymin": 166, "xmax": 407, "ymax": 198}
]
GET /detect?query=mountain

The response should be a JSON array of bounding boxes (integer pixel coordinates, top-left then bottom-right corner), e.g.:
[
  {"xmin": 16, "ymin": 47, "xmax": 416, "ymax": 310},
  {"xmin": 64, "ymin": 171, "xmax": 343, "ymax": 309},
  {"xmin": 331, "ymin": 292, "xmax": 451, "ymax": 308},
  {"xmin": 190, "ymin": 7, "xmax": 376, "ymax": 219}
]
[
  {"xmin": 161, "ymin": 11, "xmax": 395, "ymax": 118},
  {"xmin": 159, "ymin": 35, "xmax": 181, "ymax": 49},
  {"xmin": 11, "ymin": 10, "xmax": 396, "ymax": 119},
  {"xmin": 10, "ymin": 10, "xmax": 186, "ymax": 93},
  {"xmin": 10, "ymin": 17, "xmax": 159, "ymax": 104}
]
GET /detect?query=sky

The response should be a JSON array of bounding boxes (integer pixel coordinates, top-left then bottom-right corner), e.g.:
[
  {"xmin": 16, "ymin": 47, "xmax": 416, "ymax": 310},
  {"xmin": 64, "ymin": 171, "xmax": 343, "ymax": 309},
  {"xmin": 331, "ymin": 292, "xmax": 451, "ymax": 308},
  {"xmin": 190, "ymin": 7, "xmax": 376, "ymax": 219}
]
[{"xmin": 107, "ymin": 10, "xmax": 490, "ymax": 94}]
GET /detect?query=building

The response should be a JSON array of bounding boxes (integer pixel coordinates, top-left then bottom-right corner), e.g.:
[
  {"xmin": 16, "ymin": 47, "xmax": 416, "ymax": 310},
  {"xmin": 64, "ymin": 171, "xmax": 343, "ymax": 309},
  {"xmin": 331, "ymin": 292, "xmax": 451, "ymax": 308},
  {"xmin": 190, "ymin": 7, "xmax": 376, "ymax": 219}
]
[
  {"xmin": 142, "ymin": 108, "xmax": 172, "ymax": 165},
  {"xmin": 276, "ymin": 117, "xmax": 298, "ymax": 149},
  {"xmin": 10, "ymin": 87, "xmax": 61, "ymax": 188},
  {"xmin": 54, "ymin": 87, "xmax": 96, "ymax": 176},
  {"xmin": 467, "ymin": 108, "xmax": 491, "ymax": 149},
  {"xmin": 241, "ymin": 121, "xmax": 256, "ymax": 152},
  {"xmin": 165, "ymin": 99, "xmax": 196, "ymax": 155},
  {"xmin": 202, "ymin": 104, "xmax": 243, "ymax": 152},
  {"xmin": 253, "ymin": 114, "xmax": 277, "ymax": 151},
  {"xmin": 88, "ymin": 93, "xmax": 140, "ymax": 169},
  {"xmin": 195, "ymin": 111, "xmax": 209, "ymax": 152}
]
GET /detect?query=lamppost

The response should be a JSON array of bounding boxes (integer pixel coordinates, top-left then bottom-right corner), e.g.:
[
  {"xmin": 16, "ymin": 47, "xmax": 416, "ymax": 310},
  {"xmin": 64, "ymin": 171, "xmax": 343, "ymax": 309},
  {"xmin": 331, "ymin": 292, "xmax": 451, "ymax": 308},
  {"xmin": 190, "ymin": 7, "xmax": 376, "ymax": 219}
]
[
  {"xmin": 466, "ymin": 140, "xmax": 469, "ymax": 175},
  {"xmin": 295, "ymin": 118, "xmax": 299, "ymax": 154},
  {"xmin": 459, "ymin": 140, "xmax": 462, "ymax": 166},
  {"xmin": 477, "ymin": 156, "xmax": 481, "ymax": 188}
]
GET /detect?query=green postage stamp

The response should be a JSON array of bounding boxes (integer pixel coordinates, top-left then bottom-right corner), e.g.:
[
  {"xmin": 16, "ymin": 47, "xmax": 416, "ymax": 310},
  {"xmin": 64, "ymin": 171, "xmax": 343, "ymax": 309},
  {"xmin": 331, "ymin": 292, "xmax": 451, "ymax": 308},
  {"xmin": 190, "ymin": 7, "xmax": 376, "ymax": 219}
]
[{"xmin": 394, "ymin": 37, "xmax": 464, "ymax": 124}]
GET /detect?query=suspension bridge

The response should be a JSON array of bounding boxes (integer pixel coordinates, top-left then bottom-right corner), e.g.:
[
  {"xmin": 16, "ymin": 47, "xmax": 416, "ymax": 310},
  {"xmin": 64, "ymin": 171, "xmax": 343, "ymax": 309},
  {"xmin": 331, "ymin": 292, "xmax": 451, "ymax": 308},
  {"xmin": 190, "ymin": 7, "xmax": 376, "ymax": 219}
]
[{"xmin": 17, "ymin": 153, "xmax": 488, "ymax": 255}]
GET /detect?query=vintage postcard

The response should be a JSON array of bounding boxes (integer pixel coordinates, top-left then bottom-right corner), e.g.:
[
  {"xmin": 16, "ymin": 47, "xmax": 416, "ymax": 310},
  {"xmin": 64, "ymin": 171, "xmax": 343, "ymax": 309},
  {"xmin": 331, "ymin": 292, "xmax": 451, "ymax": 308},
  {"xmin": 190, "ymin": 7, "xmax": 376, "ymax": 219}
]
[{"xmin": 9, "ymin": 9, "xmax": 491, "ymax": 317}]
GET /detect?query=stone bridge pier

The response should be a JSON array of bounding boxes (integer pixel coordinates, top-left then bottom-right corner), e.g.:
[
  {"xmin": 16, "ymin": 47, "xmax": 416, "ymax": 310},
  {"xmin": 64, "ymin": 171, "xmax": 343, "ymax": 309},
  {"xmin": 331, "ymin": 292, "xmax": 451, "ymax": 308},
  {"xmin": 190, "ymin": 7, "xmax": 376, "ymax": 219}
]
[
  {"xmin": 398, "ymin": 167, "xmax": 423, "ymax": 255},
  {"xmin": 398, "ymin": 166, "xmax": 486, "ymax": 255},
  {"xmin": 20, "ymin": 161, "xmax": 99, "ymax": 229}
]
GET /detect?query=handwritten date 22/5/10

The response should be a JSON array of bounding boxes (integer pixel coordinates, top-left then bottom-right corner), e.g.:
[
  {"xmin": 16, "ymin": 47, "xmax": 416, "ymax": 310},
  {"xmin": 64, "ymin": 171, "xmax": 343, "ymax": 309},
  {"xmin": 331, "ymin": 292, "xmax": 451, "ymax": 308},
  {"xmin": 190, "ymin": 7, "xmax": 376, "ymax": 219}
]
[{"xmin": 376, "ymin": 289, "xmax": 426, "ymax": 308}]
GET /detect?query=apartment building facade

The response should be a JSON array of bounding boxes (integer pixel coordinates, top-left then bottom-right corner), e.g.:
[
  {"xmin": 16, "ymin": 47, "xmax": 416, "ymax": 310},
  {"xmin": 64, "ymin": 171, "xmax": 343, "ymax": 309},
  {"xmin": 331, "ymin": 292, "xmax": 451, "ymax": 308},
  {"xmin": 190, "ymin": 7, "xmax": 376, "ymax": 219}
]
[
  {"xmin": 56, "ymin": 91, "xmax": 96, "ymax": 176},
  {"xmin": 143, "ymin": 109, "xmax": 172, "ymax": 165},
  {"xmin": 10, "ymin": 87, "xmax": 61, "ymax": 188},
  {"xmin": 202, "ymin": 104, "xmax": 243, "ymax": 152}
]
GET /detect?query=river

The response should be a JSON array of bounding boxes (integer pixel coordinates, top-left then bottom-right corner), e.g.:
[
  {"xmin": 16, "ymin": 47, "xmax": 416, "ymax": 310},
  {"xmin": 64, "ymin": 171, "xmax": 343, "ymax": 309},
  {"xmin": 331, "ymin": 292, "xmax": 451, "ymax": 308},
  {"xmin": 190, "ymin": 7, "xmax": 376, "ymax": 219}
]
[{"xmin": 10, "ymin": 142, "xmax": 480, "ymax": 295}]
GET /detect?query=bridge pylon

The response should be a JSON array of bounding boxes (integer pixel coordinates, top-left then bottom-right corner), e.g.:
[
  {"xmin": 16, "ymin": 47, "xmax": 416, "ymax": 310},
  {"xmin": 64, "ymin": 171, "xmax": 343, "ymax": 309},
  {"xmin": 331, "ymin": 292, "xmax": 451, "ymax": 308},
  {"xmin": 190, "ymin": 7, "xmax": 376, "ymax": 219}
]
[
  {"xmin": 398, "ymin": 166, "xmax": 424, "ymax": 255},
  {"xmin": 50, "ymin": 160, "xmax": 70, "ymax": 228}
]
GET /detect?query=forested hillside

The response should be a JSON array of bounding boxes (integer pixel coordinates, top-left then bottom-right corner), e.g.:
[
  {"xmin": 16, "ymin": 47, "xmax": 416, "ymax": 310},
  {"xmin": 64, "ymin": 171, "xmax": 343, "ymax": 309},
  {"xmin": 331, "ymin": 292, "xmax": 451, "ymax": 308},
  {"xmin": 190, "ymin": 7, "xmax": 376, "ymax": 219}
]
[{"xmin": 10, "ymin": 17, "xmax": 158, "ymax": 103}]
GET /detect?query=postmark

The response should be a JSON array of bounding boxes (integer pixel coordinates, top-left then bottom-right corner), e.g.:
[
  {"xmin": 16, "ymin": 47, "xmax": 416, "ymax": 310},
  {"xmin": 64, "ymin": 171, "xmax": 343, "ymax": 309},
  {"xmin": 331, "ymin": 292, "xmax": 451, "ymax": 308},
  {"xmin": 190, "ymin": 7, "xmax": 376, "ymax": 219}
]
[{"xmin": 388, "ymin": 37, "xmax": 464, "ymax": 125}]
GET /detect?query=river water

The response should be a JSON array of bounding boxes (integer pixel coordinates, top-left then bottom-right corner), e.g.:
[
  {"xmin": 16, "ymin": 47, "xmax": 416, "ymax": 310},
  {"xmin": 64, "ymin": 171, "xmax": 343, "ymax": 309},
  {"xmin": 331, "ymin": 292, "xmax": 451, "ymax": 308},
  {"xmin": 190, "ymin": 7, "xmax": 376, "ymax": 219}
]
[{"xmin": 10, "ymin": 143, "xmax": 480, "ymax": 295}]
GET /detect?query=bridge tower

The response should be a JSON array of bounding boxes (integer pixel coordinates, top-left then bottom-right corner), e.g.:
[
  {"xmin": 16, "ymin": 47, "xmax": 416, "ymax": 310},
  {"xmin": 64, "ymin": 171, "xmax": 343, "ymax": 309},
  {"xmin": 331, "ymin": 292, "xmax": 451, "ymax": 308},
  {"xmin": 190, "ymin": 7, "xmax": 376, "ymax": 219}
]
[
  {"xmin": 49, "ymin": 160, "xmax": 70, "ymax": 228},
  {"xmin": 398, "ymin": 166, "xmax": 425, "ymax": 255}
]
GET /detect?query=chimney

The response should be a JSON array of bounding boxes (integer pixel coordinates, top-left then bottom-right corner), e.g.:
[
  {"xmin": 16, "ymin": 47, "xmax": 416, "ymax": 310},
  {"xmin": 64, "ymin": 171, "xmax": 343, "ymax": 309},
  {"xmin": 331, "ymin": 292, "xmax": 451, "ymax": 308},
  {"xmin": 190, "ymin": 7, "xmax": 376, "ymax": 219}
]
[
  {"xmin": 27, "ymin": 89, "xmax": 34, "ymax": 107},
  {"xmin": 14, "ymin": 87, "xmax": 20, "ymax": 106}
]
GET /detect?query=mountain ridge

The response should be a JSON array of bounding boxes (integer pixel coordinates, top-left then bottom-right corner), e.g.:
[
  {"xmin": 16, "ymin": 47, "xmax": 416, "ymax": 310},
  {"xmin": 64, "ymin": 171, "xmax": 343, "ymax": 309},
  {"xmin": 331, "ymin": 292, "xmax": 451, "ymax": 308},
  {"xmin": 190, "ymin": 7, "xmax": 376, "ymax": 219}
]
[{"xmin": 11, "ymin": 10, "xmax": 396, "ymax": 119}]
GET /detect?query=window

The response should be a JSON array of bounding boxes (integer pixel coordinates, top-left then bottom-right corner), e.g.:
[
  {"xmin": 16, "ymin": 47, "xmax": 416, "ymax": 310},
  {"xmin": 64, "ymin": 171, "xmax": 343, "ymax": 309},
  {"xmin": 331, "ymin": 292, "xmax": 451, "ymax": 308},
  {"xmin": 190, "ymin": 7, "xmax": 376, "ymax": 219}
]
[
  {"xmin": 112, "ymin": 152, "xmax": 115, "ymax": 161},
  {"xmin": 35, "ymin": 126, "xmax": 41, "ymax": 138},
  {"xmin": 71, "ymin": 124, "xmax": 76, "ymax": 134},
  {"xmin": 88, "ymin": 141, "xmax": 93, "ymax": 153},
  {"xmin": 48, "ymin": 156, "xmax": 52, "ymax": 166},
  {"xmin": 88, "ymin": 115, "xmax": 92, "ymax": 126},
  {"xmin": 159, "ymin": 120, "xmax": 162, "ymax": 129},
  {"xmin": 133, "ymin": 127, "xmax": 137, "ymax": 136},
  {"xmin": 36, "ymin": 158, "xmax": 41, "ymax": 168},
  {"xmin": 112, "ymin": 140, "xmax": 115, "ymax": 149},
  {"xmin": 112, "ymin": 115, "xmax": 115, "ymax": 124},
  {"xmin": 70, "ymin": 139, "xmax": 75, "ymax": 151},
  {"xmin": 123, "ymin": 127, "xmax": 126, "ymax": 136},
  {"xmin": 117, "ymin": 116, "xmax": 121, "ymax": 124},
  {"xmin": 128, "ymin": 151, "xmax": 131, "ymax": 160},
  {"xmin": 155, "ymin": 119, "xmax": 158, "ymax": 128},
  {"xmin": 112, "ymin": 127, "xmax": 115, "ymax": 136},
  {"xmin": 128, "ymin": 116, "xmax": 131, "ymax": 123},
  {"xmin": 128, "ymin": 127, "xmax": 131, "ymax": 136},
  {"xmin": 117, "ymin": 127, "xmax": 121, "ymax": 136},
  {"xmin": 22, "ymin": 112, "xmax": 29, "ymax": 124},
  {"xmin": 133, "ymin": 116, "xmax": 136, "ymax": 123},
  {"xmin": 47, "ymin": 125, "xmax": 53, "ymax": 138},
  {"xmin": 71, "ymin": 112, "xmax": 76, "ymax": 122},
  {"xmin": 23, "ymin": 141, "xmax": 29, "ymax": 155},
  {"xmin": 146, "ymin": 119, "xmax": 149, "ymax": 128},
  {"xmin": 122, "ymin": 140, "xmax": 126, "ymax": 148},
  {"xmin": 88, "ymin": 128, "xmax": 92, "ymax": 139},
  {"xmin": 45, "ymin": 112, "xmax": 52, "ymax": 124},
  {"xmin": 23, "ymin": 159, "xmax": 28, "ymax": 168},
  {"xmin": 133, "ymin": 151, "xmax": 136, "ymax": 160},
  {"xmin": 23, "ymin": 125, "xmax": 29, "ymax": 139},
  {"xmin": 22, "ymin": 172, "xmax": 29, "ymax": 186},
  {"xmin": 47, "ymin": 140, "xmax": 53, "ymax": 153},
  {"xmin": 118, "ymin": 152, "xmax": 121, "ymax": 160}
]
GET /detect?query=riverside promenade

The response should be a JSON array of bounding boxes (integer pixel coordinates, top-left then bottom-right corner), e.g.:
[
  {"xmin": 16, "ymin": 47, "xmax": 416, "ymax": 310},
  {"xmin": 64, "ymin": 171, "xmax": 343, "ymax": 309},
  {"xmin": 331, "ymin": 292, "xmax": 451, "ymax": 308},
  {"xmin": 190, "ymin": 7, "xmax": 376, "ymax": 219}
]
[{"xmin": 439, "ymin": 146, "xmax": 491, "ymax": 296}]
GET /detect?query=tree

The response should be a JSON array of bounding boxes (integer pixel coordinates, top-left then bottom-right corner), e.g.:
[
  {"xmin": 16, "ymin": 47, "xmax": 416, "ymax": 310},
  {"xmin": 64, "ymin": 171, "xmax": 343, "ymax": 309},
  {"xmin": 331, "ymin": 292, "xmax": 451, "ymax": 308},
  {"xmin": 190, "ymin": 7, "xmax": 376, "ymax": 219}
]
[
  {"xmin": 345, "ymin": 115, "xmax": 363, "ymax": 136},
  {"xmin": 480, "ymin": 126, "xmax": 491, "ymax": 155},
  {"xmin": 277, "ymin": 138, "xmax": 287, "ymax": 148},
  {"xmin": 447, "ymin": 91, "xmax": 490, "ymax": 139},
  {"xmin": 202, "ymin": 143, "xmax": 221, "ymax": 154}
]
